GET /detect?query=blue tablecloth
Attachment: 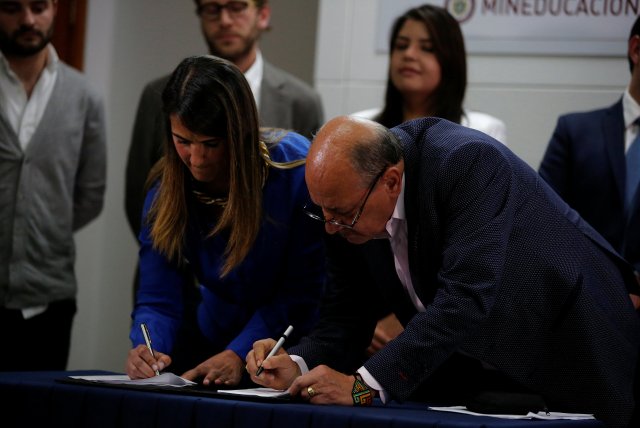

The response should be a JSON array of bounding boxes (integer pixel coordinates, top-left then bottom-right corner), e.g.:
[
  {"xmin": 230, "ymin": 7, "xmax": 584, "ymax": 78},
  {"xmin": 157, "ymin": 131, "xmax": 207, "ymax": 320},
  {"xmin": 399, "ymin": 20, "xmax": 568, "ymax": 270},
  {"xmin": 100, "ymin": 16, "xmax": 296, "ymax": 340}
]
[{"xmin": 0, "ymin": 370, "xmax": 605, "ymax": 428}]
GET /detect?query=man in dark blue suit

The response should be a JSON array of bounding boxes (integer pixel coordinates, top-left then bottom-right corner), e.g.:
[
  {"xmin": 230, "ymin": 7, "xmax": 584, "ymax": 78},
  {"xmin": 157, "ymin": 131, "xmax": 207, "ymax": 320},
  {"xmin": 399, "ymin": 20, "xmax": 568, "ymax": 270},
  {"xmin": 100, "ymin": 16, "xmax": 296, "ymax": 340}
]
[
  {"xmin": 247, "ymin": 116, "xmax": 640, "ymax": 428},
  {"xmin": 539, "ymin": 17, "xmax": 640, "ymax": 299}
]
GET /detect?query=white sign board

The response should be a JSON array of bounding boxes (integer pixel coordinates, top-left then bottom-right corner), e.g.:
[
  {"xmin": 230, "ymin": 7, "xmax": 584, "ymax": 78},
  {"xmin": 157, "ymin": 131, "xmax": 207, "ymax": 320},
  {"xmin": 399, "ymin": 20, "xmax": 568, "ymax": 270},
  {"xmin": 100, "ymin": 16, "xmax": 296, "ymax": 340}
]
[{"xmin": 375, "ymin": 0, "xmax": 638, "ymax": 56}]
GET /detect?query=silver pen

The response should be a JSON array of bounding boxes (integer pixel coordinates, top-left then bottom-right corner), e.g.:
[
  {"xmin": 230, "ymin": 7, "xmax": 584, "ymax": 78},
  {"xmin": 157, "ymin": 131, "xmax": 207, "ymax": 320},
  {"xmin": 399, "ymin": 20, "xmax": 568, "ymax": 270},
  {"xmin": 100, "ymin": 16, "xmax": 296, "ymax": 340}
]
[
  {"xmin": 140, "ymin": 323, "xmax": 161, "ymax": 376},
  {"xmin": 256, "ymin": 325, "xmax": 293, "ymax": 376}
]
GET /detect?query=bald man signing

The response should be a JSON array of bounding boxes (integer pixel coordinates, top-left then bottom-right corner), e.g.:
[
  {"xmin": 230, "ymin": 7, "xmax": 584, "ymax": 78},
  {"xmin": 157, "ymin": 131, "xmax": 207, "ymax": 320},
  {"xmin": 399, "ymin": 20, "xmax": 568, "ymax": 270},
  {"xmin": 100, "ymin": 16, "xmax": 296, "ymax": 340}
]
[{"xmin": 246, "ymin": 116, "xmax": 640, "ymax": 428}]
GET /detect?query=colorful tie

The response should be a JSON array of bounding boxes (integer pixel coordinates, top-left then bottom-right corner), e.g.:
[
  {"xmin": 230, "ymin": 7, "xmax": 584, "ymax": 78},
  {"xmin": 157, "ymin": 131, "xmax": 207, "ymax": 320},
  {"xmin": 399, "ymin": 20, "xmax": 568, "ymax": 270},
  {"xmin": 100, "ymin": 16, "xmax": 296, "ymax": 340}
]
[{"xmin": 626, "ymin": 121, "xmax": 640, "ymax": 210}]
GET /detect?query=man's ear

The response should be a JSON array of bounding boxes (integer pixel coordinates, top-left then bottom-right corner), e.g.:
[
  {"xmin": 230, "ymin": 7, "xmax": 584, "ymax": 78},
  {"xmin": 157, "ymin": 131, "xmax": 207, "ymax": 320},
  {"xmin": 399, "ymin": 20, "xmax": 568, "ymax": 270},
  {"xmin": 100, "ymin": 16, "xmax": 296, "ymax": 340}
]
[
  {"xmin": 257, "ymin": 4, "xmax": 271, "ymax": 32},
  {"xmin": 382, "ymin": 164, "xmax": 403, "ymax": 197}
]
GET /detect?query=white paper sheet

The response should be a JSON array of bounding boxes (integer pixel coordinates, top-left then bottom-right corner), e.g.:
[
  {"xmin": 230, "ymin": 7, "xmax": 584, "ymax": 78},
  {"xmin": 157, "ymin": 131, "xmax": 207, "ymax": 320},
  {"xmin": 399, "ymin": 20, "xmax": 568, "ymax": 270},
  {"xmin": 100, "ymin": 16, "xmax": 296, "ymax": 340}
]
[
  {"xmin": 215, "ymin": 387, "xmax": 290, "ymax": 399},
  {"xmin": 428, "ymin": 406, "xmax": 595, "ymax": 420},
  {"xmin": 69, "ymin": 373, "xmax": 196, "ymax": 388}
]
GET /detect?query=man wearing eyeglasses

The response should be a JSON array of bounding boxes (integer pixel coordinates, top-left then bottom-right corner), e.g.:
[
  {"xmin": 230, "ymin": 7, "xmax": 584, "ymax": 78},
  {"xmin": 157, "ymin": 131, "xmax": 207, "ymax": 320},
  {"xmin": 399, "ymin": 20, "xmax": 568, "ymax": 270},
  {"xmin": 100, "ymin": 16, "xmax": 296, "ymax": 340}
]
[
  {"xmin": 247, "ymin": 116, "xmax": 640, "ymax": 428},
  {"xmin": 125, "ymin": 0, "xmax": 324, "ymax": 240}
]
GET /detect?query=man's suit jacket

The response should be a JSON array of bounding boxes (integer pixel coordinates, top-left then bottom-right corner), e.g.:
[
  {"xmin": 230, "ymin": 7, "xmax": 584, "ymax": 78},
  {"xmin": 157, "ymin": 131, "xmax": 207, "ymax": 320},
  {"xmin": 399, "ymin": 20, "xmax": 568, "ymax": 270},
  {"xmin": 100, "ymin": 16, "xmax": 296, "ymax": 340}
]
[
  {"xmin": 539, "ymin": 99, "xmax": 640, "ymax": 272},
  {"xmin": 124, "ymin": 61, "xmax": 324, "ymax": 237},
  {"xmin": 289, "ymin": 118, "xmax": 640, "ymax": 428}
]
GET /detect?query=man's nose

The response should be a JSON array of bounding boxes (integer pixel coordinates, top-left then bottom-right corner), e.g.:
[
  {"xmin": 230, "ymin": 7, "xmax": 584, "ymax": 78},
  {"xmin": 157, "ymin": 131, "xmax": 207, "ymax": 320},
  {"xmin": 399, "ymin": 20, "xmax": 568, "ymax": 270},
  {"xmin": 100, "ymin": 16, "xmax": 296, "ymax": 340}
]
[
  {"xmin": 218, "ymin": 8, "xmax": 234, "ymax": 26},
  {"xmin": 324, "ymin": 222, "xmax": 342, "ymax": 235}
]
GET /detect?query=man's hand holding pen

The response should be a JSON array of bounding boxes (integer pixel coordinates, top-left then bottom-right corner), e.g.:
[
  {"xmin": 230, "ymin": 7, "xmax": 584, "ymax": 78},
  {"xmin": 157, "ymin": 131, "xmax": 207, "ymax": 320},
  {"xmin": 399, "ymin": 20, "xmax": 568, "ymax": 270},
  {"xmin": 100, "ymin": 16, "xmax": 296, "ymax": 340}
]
[
  {"xmin": 247, "ymin": 339, "xmax": 362, "ymax": 405},
  {"xmin": 246, "ymin": 338, "xmax": 301, "ymax": 390},
  {"xmin": 125, "ymin": 344, "xmax": 171, "ymax": 379}
]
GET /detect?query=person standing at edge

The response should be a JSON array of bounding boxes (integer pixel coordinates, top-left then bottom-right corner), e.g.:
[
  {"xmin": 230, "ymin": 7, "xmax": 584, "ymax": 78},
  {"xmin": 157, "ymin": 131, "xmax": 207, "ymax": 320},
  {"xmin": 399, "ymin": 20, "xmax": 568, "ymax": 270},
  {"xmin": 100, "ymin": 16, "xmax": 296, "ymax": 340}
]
[
  {"xmin": 540, "ymin": 16, "xmax": 640, "ymax": 309},
  {"xmin": 0, "ymin": 0, "xmax": 107, "ymax": 370},
  {"xmin": 247, "ymin": 116, "xmax": 640, "ymax": 428},
  {"xmin": 125, "ymin": 0, "xmax": 324, "ymax": 241}
]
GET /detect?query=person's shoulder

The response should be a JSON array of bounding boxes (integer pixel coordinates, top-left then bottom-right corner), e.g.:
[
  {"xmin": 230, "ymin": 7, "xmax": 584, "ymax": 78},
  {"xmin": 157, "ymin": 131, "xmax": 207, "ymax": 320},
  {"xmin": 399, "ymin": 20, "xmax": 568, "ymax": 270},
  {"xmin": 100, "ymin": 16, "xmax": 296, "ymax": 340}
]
[
  {"xmin": 263, "ymin": 129, "xmax": 311, "ymax": 162},
  {"xmin": 144, "ymin": 74, "xmax": 171, "ymax": 92},
  {"xmin": 56, "ymin": 62, "xmax": 103, "ymax": 102},
  {"xmin": 138, "ymin": 74, "xmax": 171, "ymax": 101},
  {"xmin": 262, "ymin": 61, "xmax": 319, "ymax": 96},
  {"xmin": 463, "ymin": 110, "xmax": 507, "ymax": 144},
  {"xmin": 464, "ymin": 110, "xmax": 505, "ymax": 129},
  {"xmin": 396, "ymin": 117, "xmax": 504, "ymax": 154},
  {"xmin": 56, "ymin": 62, "xmax": 90, "ymax": 88},
  {"xmin": 557, "ymin": 100, "xmax": 619, "ymax": 123}
]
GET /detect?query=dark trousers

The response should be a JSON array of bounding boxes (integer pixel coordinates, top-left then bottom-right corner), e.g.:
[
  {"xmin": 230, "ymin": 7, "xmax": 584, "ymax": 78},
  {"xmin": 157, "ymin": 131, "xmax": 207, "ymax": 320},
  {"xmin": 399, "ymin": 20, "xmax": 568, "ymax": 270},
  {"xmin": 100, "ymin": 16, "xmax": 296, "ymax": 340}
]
[{"xmin": 0, "ymin": 299, "xmax": 76, "ymax": 371}]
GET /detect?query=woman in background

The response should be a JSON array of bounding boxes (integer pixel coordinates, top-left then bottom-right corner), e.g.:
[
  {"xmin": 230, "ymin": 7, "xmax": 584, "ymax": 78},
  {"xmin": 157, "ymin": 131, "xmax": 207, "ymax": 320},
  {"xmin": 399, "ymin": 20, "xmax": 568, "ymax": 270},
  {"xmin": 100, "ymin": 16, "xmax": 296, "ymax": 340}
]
[
  {"xmin": 355, "ymin": 4, "xmax": 506, "ymax": 143},
  {"xmin": 357, "ymin": 4, "xmax": 507, "ymax": 355},
  {"xmin": 125, "ymin": 55, "xmax": 325, "ymax": 386}
]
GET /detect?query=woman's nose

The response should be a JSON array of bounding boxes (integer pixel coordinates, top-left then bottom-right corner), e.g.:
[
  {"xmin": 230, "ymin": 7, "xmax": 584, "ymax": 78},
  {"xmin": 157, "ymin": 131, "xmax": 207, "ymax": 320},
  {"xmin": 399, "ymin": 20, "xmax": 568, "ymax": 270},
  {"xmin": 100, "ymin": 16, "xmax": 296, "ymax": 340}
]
[
  {"xmin": 189, "ymin": 143, "xmax": 208, "ymax": 162},
  {"xmin": 403, "ymin": 44, "xmax": 418, "ymax": 58}
]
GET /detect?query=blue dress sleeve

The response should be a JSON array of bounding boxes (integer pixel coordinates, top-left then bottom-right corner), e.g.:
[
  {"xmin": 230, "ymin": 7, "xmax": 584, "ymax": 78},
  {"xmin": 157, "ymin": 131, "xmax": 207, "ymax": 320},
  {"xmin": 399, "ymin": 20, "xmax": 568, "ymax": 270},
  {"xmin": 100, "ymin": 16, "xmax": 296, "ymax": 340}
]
[{"xmin": 129, "ymin": 185, "xmax": 185, "ymax": 354}]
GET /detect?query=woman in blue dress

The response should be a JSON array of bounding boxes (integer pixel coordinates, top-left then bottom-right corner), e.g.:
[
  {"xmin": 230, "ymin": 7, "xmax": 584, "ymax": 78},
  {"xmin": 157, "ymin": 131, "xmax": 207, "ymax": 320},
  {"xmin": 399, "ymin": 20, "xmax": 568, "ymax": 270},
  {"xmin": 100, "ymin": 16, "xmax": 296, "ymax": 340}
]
[{"xmin": 126, "ymin": 55, "xmax": 325, "ymax": 387}]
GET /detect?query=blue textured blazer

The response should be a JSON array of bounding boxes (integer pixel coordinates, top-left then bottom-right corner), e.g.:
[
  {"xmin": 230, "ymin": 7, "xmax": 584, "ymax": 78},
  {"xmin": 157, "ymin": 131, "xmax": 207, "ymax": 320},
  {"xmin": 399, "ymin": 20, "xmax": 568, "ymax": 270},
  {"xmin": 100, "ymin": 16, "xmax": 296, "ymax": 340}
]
[
  {"xmin": 289, "ymin": 118, "xmax": 640, "ymax": 428},
  {"xmin": 539, "ymin": 99, "xmax": 640, "ymax": 272}
]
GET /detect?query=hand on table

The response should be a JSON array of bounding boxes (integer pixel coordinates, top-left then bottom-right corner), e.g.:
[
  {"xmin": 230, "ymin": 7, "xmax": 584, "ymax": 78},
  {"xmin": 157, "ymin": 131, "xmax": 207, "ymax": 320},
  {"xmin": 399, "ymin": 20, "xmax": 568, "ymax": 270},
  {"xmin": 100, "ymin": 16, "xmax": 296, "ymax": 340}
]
[
  {"xmin": 126, "ymin": 344, "xmax": 171, "ymax": 379},
  {"xmin": 246, "ymin": 338, "xmax": 301, "ymax": 390},
  {"xmin": 289, "ymin": 365, "xmax": 358, "ymax": 405},
  {"xmin": 182, "ymin": 349, "xmax": 244, "ymax": 386}
]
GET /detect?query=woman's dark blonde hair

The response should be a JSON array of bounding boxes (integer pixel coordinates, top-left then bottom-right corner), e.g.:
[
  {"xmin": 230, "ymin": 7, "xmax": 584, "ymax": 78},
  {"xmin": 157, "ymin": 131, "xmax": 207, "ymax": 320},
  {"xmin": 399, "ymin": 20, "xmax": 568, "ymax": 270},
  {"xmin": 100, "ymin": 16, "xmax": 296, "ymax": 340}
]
[{"xmin": 146, "ymin": 55, "xmax": 299, "ymax": 277}]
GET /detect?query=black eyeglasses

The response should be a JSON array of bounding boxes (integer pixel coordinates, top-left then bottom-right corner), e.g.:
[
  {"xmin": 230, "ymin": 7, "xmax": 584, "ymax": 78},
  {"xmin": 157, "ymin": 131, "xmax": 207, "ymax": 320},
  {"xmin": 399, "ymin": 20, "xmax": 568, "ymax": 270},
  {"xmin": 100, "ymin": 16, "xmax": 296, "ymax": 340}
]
[
  {"xmin": 196, "ymin": 1, "xmax": 251, "ymax": 20},
  {"xmin": 303, "ymin": 168, "xmax": 386, "ymax": 230}
]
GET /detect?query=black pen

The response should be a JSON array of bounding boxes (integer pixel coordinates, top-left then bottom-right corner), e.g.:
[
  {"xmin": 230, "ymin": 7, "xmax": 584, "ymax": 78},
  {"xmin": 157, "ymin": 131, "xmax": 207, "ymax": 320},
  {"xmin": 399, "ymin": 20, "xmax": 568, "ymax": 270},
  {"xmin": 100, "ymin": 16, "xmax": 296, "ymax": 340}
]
[
  {"xmin": 256, "ymin": 325, "xmax": 293, "ymax": 376},
  {"xmin": 141, "ymin": 323, "xmax": 161, "ymax": 376}
]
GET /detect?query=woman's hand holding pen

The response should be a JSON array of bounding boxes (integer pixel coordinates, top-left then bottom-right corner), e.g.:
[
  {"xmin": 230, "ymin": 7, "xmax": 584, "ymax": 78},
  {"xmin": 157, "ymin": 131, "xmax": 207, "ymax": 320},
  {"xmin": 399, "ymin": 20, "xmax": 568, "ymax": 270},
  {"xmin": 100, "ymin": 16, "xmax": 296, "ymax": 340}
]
[
  {"xmin": 126, "ymin": 344, "xmax": 171, "ymax": 379},
  {"xmin": 246, "ymin": 338, "xmax": 301, "ymax": 390},
  {"xmin": 181, "ymin": 350, "xmax": 243, "ymax": 386}
]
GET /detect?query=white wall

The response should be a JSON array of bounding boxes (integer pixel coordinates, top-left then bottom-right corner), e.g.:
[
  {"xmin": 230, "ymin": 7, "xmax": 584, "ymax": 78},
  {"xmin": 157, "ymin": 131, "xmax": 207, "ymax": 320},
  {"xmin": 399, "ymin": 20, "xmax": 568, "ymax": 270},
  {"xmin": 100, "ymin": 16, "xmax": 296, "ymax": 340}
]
[{"xmin": 314, "ymin": 0, "xmax": 628, "ymax": 167}]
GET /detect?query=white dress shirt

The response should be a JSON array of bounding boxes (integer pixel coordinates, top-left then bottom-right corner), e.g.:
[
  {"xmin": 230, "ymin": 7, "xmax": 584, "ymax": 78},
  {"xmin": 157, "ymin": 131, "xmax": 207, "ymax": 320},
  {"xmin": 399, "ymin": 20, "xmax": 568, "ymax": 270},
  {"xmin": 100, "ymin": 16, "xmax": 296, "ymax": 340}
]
[
  {"xmin": 244, "ymin": 50, "xmax": 263, "ymax": 108},
  {"xmin": 358, "ymin": 175, "xmax": 420, "ymax": 401},
  {"xmin": 0, "ymin": 45, "xmax": 59, "ymax": 150},
  {"xmin": 622, "ymin": 88, "xmax": 640, "ymax": 153}
]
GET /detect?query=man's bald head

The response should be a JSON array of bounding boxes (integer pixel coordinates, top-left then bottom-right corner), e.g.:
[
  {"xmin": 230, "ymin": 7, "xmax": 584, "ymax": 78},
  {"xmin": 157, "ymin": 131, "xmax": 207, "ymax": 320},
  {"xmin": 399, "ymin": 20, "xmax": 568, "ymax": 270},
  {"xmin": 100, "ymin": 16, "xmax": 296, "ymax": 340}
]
[
  {"xmin": 308, "ymin": 116, "xmax": 402, "ymax": 189},
  {"xmin": 304, "ymin": 116, "xmax": 404, "ymax": 243}
]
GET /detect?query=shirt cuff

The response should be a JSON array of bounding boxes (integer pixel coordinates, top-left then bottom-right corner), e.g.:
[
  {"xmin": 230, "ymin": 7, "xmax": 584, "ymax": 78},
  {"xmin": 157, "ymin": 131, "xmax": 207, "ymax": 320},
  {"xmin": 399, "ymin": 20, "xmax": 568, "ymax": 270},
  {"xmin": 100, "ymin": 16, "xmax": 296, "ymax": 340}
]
[
  {"xmin": 290, "ymin": 355, "xmax": 309, "ymax": 374},
  {"xmin": 358, "ymin": 366, "xmax": 388, "ymax": 403}
]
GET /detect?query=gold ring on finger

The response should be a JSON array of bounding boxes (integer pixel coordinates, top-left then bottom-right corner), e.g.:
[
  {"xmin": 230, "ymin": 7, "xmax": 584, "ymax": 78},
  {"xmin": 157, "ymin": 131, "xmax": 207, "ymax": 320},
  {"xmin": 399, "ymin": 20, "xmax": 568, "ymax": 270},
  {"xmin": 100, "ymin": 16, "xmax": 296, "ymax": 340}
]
[{"xmin": 307, "ymin": 386, "xmax": 316, "ymax": 398}]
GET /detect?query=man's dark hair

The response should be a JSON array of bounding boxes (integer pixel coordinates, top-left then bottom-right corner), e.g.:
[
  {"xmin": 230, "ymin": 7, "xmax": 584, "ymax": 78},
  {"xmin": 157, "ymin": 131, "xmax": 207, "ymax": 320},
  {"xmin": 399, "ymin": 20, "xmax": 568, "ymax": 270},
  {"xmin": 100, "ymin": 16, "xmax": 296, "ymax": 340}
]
[{"xmin": 350, "ymin": 125, "xmax": 403, "ymax": 183}]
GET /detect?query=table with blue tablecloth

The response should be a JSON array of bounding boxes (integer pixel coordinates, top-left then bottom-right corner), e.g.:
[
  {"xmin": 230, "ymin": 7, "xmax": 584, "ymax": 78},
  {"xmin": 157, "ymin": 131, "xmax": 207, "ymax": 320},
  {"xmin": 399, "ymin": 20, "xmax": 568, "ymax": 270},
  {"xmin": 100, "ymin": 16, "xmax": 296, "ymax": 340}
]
[{"xmin": 0, "ymin": 370, "xmax": 605, "ymax": 428}]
